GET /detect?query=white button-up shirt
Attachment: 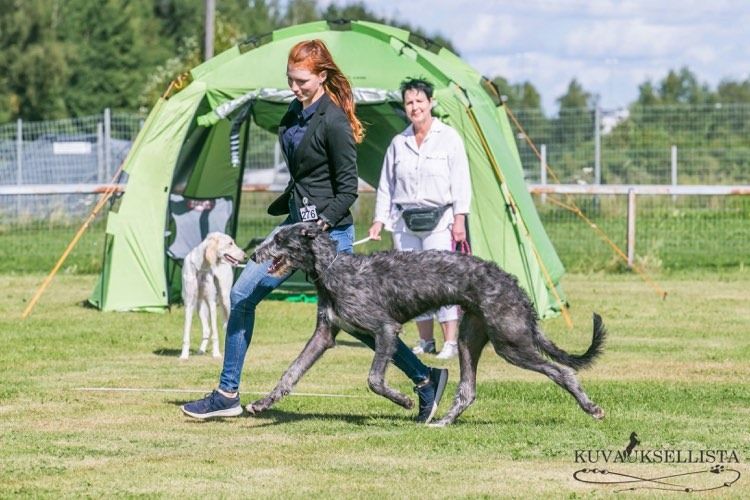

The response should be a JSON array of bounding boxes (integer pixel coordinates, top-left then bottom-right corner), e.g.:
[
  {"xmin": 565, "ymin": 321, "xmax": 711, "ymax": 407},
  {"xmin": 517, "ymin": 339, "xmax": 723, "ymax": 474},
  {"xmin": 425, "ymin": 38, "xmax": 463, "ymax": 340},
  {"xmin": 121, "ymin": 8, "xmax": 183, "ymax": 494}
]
[{"xmin": 374, "ymin": 118, "xmax": 471, "ymax": 232}]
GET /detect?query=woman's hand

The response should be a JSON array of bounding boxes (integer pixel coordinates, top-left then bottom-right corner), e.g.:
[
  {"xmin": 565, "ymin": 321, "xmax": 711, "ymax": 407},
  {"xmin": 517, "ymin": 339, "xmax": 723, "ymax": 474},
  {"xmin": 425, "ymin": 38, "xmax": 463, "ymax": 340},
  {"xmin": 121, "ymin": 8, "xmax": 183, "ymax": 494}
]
[
  {"xmin": 368, "ymin": 221, "xmax": 384, "ymax": 240},
  {"xmin": 451, "ymin": 214, "xmax": 467, "ymax": 243}
]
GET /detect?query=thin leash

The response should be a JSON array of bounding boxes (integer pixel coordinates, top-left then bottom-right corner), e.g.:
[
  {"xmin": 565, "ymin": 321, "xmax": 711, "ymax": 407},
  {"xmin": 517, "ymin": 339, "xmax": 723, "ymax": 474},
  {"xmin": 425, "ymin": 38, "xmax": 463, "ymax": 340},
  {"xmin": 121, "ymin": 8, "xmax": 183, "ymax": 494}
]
[{"xmin": 235, "ymin": 236, "xmax": 372, "ymax": 269}]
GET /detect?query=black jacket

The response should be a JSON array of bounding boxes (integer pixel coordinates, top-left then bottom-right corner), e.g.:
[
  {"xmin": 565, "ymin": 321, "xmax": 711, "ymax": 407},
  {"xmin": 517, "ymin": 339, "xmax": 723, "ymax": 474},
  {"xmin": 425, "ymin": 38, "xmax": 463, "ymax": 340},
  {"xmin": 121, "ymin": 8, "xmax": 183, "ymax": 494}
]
[{"xmin": 268, "ymin": 93, "xmax": 358, "ymax": 227}]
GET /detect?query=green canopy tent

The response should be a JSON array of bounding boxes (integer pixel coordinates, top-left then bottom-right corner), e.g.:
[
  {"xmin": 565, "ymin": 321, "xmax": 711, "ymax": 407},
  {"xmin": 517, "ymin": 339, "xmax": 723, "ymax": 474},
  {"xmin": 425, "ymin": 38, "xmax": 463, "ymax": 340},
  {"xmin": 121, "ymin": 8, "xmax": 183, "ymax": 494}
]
[{"xmin": 89, "ymin": 19, "xmax": 567, "ymax": 318}]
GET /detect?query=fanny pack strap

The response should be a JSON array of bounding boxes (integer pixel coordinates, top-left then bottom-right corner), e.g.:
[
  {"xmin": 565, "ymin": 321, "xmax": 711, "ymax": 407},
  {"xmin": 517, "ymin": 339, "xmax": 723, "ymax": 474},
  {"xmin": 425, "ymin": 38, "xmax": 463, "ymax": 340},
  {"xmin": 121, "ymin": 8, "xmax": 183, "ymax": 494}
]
[{"xmin": 395, "ymin": 203, "xmax": 452, "ymax": 212}]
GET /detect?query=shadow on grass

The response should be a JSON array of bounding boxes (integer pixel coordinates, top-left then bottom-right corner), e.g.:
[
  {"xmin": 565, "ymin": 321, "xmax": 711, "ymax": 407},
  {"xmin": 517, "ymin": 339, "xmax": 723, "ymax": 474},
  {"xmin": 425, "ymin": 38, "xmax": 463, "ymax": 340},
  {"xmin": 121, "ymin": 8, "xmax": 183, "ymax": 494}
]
[
  {"xmin": 168, "ymin": 401, "xmax": 412, "ymax": 426},
  {"xmin": 152, "ymin": 348, "xmax": 225, "ymax": 358},
  {"xmin": 153, "ymin": 348, "xmax": 183, "ymax": 357}
]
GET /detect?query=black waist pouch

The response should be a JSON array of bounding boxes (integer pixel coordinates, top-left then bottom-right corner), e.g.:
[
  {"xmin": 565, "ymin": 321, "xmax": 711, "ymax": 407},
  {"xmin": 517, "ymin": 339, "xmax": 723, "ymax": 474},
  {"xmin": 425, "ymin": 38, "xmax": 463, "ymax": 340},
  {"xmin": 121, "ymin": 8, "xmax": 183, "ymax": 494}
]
[{"xmin": 400, "ymin": 205, "xmax": 451, "ymax": 232}]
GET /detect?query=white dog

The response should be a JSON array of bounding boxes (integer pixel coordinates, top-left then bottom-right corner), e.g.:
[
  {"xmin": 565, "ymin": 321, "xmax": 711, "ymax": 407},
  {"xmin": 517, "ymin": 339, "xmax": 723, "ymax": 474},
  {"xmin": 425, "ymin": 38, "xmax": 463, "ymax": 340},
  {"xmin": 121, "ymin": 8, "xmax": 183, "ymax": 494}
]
[{"xmin": 180, "ymin": 232, "xmax": 246, "ymax": 360}]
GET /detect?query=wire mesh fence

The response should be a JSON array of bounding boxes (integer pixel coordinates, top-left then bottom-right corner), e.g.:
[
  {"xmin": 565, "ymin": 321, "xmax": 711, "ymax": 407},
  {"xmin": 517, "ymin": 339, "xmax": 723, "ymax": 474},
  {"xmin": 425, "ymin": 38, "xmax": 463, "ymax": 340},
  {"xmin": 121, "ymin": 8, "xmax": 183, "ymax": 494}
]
[
  {"xmin": 515, "ymin": 103, "xmax": 750, "ymax": 185},
  {"xmin": 2, "ymin": 189, "xmax": 748, "ymax": 276},
  {"xmin": 1, "ymin": 104, "xmax": 749, "ymax": 275},
  {"xmin": 533, "ymin": 192, "xmax": 750, "ymax": 272}
]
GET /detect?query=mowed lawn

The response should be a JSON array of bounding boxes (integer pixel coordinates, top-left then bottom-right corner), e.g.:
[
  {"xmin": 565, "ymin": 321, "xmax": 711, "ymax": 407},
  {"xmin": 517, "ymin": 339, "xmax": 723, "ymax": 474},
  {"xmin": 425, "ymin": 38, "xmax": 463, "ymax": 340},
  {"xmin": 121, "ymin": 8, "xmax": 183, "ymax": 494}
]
[{"xmin": 1, "ymin": 271, "xmax": 749, "ymax": 498}]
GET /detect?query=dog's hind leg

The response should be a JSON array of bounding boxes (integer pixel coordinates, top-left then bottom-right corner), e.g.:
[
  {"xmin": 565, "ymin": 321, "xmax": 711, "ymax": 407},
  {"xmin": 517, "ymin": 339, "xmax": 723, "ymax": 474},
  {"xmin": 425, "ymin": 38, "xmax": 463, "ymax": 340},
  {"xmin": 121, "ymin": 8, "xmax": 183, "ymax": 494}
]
[
  {"xmin": 247, "ymin": 303, "xmax": 340, "ymax": 415},
  {"xmin": 432, "ymin": 313, "xmax": 488, "ymax": 426},
  {"xmin": 367, "ymin": 323, "xmax": 414, "ymax": 409},
  {"xmin": 498, "ymin": 345, "xmax": 604, "ymax": 419}
]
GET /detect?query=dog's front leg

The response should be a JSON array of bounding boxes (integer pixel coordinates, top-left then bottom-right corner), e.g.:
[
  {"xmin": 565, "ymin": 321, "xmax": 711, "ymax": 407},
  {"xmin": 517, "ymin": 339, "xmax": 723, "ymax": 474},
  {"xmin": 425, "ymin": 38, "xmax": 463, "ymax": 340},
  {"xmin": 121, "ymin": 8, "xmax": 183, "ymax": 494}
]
[
  {"xmin": 247, "ymin": 306, "xmax": 339, "ymax": 415},
  {"xmin": 197, "ymin": 299, "xmax": 212, "ymax": 355},
  {"xmin": 180, "ymin": 302, "xmax": 194, "ymax": 360},
  {"xmin": 367, "ymin": 324, "xmax": 413, "ymax": 409}
]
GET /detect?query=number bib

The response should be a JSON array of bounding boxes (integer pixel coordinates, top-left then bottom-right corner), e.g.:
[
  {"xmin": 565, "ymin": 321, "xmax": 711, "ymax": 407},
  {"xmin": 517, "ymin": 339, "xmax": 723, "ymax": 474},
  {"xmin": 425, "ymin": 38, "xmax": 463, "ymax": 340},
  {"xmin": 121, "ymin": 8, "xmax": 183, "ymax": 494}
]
[{"xmin": 299, "ymin": 204, "xmax": 318, "ymax": 222}]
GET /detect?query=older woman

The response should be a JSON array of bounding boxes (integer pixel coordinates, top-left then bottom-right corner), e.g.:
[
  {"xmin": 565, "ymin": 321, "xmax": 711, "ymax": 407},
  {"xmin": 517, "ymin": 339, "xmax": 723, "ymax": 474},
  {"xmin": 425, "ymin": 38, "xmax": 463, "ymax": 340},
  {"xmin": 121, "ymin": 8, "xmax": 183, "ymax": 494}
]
[{"xmin": 368, "ymin": 78, "xmax": 471, "ymax": 359}]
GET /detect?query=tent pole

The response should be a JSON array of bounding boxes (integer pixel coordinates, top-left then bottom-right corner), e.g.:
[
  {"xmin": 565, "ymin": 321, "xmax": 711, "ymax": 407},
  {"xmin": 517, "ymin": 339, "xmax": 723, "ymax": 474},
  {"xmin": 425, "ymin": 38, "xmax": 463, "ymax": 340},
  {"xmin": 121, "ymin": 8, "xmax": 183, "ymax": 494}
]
[
  {"xmin": 465, "ymin": 107, "xmax": 573, "ymax": 328},
  {"xmin": 22, "ymin": 163, "xmax": 126, "ymax": 319}
]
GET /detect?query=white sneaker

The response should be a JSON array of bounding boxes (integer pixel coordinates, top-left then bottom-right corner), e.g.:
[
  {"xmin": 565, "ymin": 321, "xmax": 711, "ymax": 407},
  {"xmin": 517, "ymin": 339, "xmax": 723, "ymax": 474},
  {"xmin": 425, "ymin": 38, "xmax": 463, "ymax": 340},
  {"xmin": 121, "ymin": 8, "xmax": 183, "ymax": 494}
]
[
  {"xmin": 412, "ymin": 339, "xmax": 436, "ymax": 354},
  {"xmin": 436, "ymin": 342, "xmax": 458, "ymax": 359}
]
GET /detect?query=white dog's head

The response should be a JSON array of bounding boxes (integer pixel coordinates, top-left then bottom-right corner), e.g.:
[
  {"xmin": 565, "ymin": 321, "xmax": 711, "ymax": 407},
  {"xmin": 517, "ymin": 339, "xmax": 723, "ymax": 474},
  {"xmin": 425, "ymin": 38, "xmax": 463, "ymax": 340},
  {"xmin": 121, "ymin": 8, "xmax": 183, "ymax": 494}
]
[{"xmin": 203, "ymin": 232, "xmax": 246, "ymax": 267}]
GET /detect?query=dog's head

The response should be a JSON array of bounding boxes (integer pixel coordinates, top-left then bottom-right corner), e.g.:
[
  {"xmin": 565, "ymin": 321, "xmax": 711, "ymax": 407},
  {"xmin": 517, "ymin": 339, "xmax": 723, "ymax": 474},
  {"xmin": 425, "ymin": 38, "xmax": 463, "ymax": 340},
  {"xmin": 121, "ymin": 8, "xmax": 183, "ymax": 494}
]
[
  {"xmin": 204, "ymin": 232, "xmax": 246, "ymax": 267},
  {"xmin": 250, "ymin": 222, "xmax": 328, "ymax": 276}
]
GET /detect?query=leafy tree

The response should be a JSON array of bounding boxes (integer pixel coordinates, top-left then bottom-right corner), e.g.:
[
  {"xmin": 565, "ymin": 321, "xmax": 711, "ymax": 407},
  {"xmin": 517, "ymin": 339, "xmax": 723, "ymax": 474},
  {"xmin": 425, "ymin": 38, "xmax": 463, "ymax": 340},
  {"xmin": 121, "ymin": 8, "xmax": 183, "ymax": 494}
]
[
  {"xmin": 283, "ymin": 0, "xmax": 318, "ymax": 25},
  {"xmin": 153, "ymin": 0, "xmax": 203, "ymax": 43},
  {"xmin": 554, "ymin": 79, "xmax": 594, "ymax": 152},
  {"xmin": 661, "ymin": 67, "xmax": 710, "ymax": 104},
  {"xmin": 636, "ymin": 81, "xmax": 659, "ymax": 106},
  {"xmin": 716, "ymin": 78, "xmax": 750, "ymax": 103},
  {"xmin": 0, "ymin": 0, "xmax": 69, "ymax": 120},
  {"xmin": 235, "ymin": 0, "xmax": 282, "ymax": 38},
  {"xmin": 59, "ymin": 0, "xmax": 170, "ymax": 116},
  {"xmin": 491, "ymin": 77, "xmax": 542, "ymax": 110},
  {"xmin": 557, "ymin": 78, "xmax": 592, "ymax": 110}
]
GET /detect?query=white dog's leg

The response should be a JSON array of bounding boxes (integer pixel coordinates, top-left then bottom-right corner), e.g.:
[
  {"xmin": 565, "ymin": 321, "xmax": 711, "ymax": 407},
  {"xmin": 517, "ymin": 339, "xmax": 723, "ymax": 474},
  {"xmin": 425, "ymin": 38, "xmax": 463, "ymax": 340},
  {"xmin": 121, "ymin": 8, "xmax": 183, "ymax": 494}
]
[
  {"xmin": 180, "ymin": 264, "xmax": 198, "ymax": 359},
  {"xmin": 181, "ymin": 298, "xmax": 194, "ymax": 360},
  {"xmin": 197, "ymin": 298, "xmax": 211, "ymax": 355},
  {"xmin": 216, "ymin": 266, "xmax": 233, "ymax": 355},
  {"xmin": 209, "ymin": 299, "xmax": 222, "ymax": 358},
  {"xmin": 203, "ymin": 279, "xmax": 222, "ymax": 359}
]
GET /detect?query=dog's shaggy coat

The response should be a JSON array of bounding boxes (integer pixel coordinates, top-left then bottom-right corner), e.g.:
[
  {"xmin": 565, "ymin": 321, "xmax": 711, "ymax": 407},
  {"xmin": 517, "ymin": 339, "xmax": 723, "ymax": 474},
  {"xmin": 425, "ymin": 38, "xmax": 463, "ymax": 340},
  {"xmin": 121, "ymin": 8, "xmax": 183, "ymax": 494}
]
[
  {"xmin": 180, "ymin": 232, "xmax": 246, "ymax": 360},
  {"xmin": 249, "ymin": 222, "xmax": 606, "ymax": 425}
]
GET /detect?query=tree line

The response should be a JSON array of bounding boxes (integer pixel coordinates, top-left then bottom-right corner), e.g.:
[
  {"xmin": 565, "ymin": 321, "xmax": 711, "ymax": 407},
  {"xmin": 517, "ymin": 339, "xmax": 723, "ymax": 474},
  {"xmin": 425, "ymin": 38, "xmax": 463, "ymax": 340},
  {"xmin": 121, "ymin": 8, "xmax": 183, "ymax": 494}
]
[{"xmin": 2, "ymin": 0, "xmax": 749, "ymax": 123}]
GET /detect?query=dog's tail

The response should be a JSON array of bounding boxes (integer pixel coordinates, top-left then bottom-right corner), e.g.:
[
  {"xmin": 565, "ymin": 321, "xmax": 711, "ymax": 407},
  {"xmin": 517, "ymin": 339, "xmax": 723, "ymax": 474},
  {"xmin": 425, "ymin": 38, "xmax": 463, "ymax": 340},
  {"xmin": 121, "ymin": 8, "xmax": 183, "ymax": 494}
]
[{"xmin": 532, "ymin": 313, "xmax": 606, "ymax": 370}]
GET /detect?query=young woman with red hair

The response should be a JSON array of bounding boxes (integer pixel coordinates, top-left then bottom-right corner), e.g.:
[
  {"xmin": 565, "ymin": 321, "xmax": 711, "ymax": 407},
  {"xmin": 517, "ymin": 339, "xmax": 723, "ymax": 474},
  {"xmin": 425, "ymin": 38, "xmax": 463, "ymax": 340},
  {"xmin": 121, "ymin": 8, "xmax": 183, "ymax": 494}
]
[{"xmin": 182, "ymin": 40, "xmax": 448, "ymax": 424}]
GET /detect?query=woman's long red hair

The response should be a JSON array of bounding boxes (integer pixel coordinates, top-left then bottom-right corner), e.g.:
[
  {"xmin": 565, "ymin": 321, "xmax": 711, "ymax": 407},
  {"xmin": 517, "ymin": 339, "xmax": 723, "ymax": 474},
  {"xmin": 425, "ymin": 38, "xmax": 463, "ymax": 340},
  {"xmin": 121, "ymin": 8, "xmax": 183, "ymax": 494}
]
[{"xmin": 287, "ymin": 39, "xmax": 364, "ymax": 143}]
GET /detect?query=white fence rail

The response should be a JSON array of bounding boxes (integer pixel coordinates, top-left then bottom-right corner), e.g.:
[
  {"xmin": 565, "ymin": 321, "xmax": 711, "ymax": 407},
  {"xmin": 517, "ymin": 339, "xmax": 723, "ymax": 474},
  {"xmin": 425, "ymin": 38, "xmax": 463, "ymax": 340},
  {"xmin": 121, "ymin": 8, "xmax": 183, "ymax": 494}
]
[{"xmin": 1, "ymin": 183, "xmax": 748, "ymax": 274}]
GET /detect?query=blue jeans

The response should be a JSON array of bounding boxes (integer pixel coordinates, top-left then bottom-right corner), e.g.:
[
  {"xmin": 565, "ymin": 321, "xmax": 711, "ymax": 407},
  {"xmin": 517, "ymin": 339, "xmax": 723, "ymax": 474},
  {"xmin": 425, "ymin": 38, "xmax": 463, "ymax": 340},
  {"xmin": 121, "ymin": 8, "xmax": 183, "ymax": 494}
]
[{"xmin": 219, "ymin": 222, "xmax": 430, "ymax": 392}]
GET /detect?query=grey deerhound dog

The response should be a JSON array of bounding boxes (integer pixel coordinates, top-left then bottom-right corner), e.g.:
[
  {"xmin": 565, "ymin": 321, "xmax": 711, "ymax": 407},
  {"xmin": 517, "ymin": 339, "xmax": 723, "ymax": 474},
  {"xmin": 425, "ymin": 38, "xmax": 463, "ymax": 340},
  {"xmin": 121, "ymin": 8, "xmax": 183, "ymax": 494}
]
[{"xmin": 248, "ymin": 222, "xmax": 606, "ymax": 425}]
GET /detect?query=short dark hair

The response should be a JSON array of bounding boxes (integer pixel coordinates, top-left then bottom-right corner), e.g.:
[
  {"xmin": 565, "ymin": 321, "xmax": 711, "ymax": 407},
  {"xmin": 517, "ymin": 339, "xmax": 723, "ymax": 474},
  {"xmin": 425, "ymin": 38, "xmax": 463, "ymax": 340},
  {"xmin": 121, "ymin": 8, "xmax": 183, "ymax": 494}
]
[{"xmin": 400, "ymin": 78, "xmax": 434, "ymax": 101}]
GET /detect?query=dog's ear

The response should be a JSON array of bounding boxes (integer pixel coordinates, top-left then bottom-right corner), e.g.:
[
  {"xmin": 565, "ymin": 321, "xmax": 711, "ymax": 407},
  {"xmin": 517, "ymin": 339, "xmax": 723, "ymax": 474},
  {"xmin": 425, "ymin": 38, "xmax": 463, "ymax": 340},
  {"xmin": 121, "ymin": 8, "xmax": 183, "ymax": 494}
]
[{"xmin": 204, "ymin": 235, "xmax": 219, "ymax": 265}]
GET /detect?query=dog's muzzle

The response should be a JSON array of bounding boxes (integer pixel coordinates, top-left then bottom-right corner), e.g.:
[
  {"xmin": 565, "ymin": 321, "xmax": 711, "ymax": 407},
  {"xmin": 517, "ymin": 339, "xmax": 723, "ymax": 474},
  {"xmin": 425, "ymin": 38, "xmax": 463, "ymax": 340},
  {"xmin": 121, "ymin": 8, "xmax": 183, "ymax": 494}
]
[{"xmin": 223, "ymin": 253, "xmax": 244, "ymax": 266}]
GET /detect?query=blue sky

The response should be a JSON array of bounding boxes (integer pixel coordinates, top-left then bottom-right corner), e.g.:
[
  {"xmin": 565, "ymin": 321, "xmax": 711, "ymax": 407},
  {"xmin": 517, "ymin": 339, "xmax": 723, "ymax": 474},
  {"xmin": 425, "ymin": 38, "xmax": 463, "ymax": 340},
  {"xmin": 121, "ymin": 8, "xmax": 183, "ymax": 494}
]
[{"xmin": 321, "ymin": 0, "xmax": 749, "ymax": 114}]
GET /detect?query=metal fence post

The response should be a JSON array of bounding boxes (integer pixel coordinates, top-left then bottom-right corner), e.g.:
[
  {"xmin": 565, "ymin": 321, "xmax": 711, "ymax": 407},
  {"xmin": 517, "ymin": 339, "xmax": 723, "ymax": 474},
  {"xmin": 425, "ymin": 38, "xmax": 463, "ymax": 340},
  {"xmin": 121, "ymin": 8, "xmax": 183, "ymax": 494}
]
[
  {"xmin": 16, "ymin": 119, "xmax": 23, "ymax": 185},
  {"xmin": 671, "ymin": 145, "xmax": 678, "ymax": 201},
  {"xmin": 104, "ymin": 108, "xmax": 112, "ymax": 179},
  {"xmin": 16, "ymin": 119, "xmax": 23, "ymax": 216},
  {"xmin": 594, "ymin": 104, "xmax": 601, "ymax": 185},
  {"xmin": 97, "ymin": 122, "xmax": 105, "ymax": 183},
  {"xmin": 627, "ymin": 188, "xmax": 637, "ymax": 267},
  {"xmin": 540, "ymin": 144, "xmax": 547, "ymax": 203}
]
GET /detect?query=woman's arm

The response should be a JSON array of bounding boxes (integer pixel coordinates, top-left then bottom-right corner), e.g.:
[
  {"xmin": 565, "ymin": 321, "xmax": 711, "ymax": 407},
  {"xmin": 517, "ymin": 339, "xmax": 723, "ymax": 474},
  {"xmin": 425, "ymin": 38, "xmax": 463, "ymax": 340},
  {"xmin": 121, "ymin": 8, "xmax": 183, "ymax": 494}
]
[
  {"xmin": 448, "ymin": 129, "xmax": 471, "ymax": 242},
  {"xmin": 369, "ymin": 142, "xmax": 397, "ymax": 240},
  {"xmin": 322, "ymin": 115, "xmax": 359, "ymax": 226}
]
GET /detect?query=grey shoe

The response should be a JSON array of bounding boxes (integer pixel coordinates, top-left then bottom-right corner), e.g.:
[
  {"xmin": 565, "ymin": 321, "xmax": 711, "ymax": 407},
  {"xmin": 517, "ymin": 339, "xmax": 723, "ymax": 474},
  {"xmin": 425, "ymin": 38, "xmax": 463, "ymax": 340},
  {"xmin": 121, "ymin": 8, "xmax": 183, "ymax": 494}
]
[
  {"xmin": 181, "ymin": 390, "xmax": 243, "ymax": 419},
  {"xmin": 414, "ymin": 367, "xmax": 449, "ymax": 423},
  {"xmin": 412, "ymin": 339, "xmax": 437, "ymax": 354}
]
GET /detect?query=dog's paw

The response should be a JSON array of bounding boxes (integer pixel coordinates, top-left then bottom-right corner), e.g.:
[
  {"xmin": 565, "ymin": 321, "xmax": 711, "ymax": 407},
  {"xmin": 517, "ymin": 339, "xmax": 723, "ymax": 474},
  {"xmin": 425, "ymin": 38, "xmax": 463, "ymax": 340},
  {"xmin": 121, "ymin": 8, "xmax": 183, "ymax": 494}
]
[
  {"xmin": 211, "ymin": 352, "xmax": 222, "ymax": 360},
  {"xmin": 179, "ymin": 353, "xmax": 189, "ymax": 360},
  {"xmin": 246, "ymin": 399, "xmax": 270, "ymax": 416},
  {"xmin": 591, "ymin": 406, "xmax": 605, "ymax": 420},
  {"xmin": 427, "ymin": 420, "xmax": 449, "ymax": 428}
]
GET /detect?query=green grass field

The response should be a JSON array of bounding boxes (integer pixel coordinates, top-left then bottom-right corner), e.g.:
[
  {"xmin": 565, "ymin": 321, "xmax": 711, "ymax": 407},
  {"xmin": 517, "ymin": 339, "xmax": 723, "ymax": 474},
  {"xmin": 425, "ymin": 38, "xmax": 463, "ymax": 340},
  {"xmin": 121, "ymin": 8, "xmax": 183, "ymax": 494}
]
[{"xmin": 1, "ymin": 271, "xmax": 748, "ymax": 497}]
